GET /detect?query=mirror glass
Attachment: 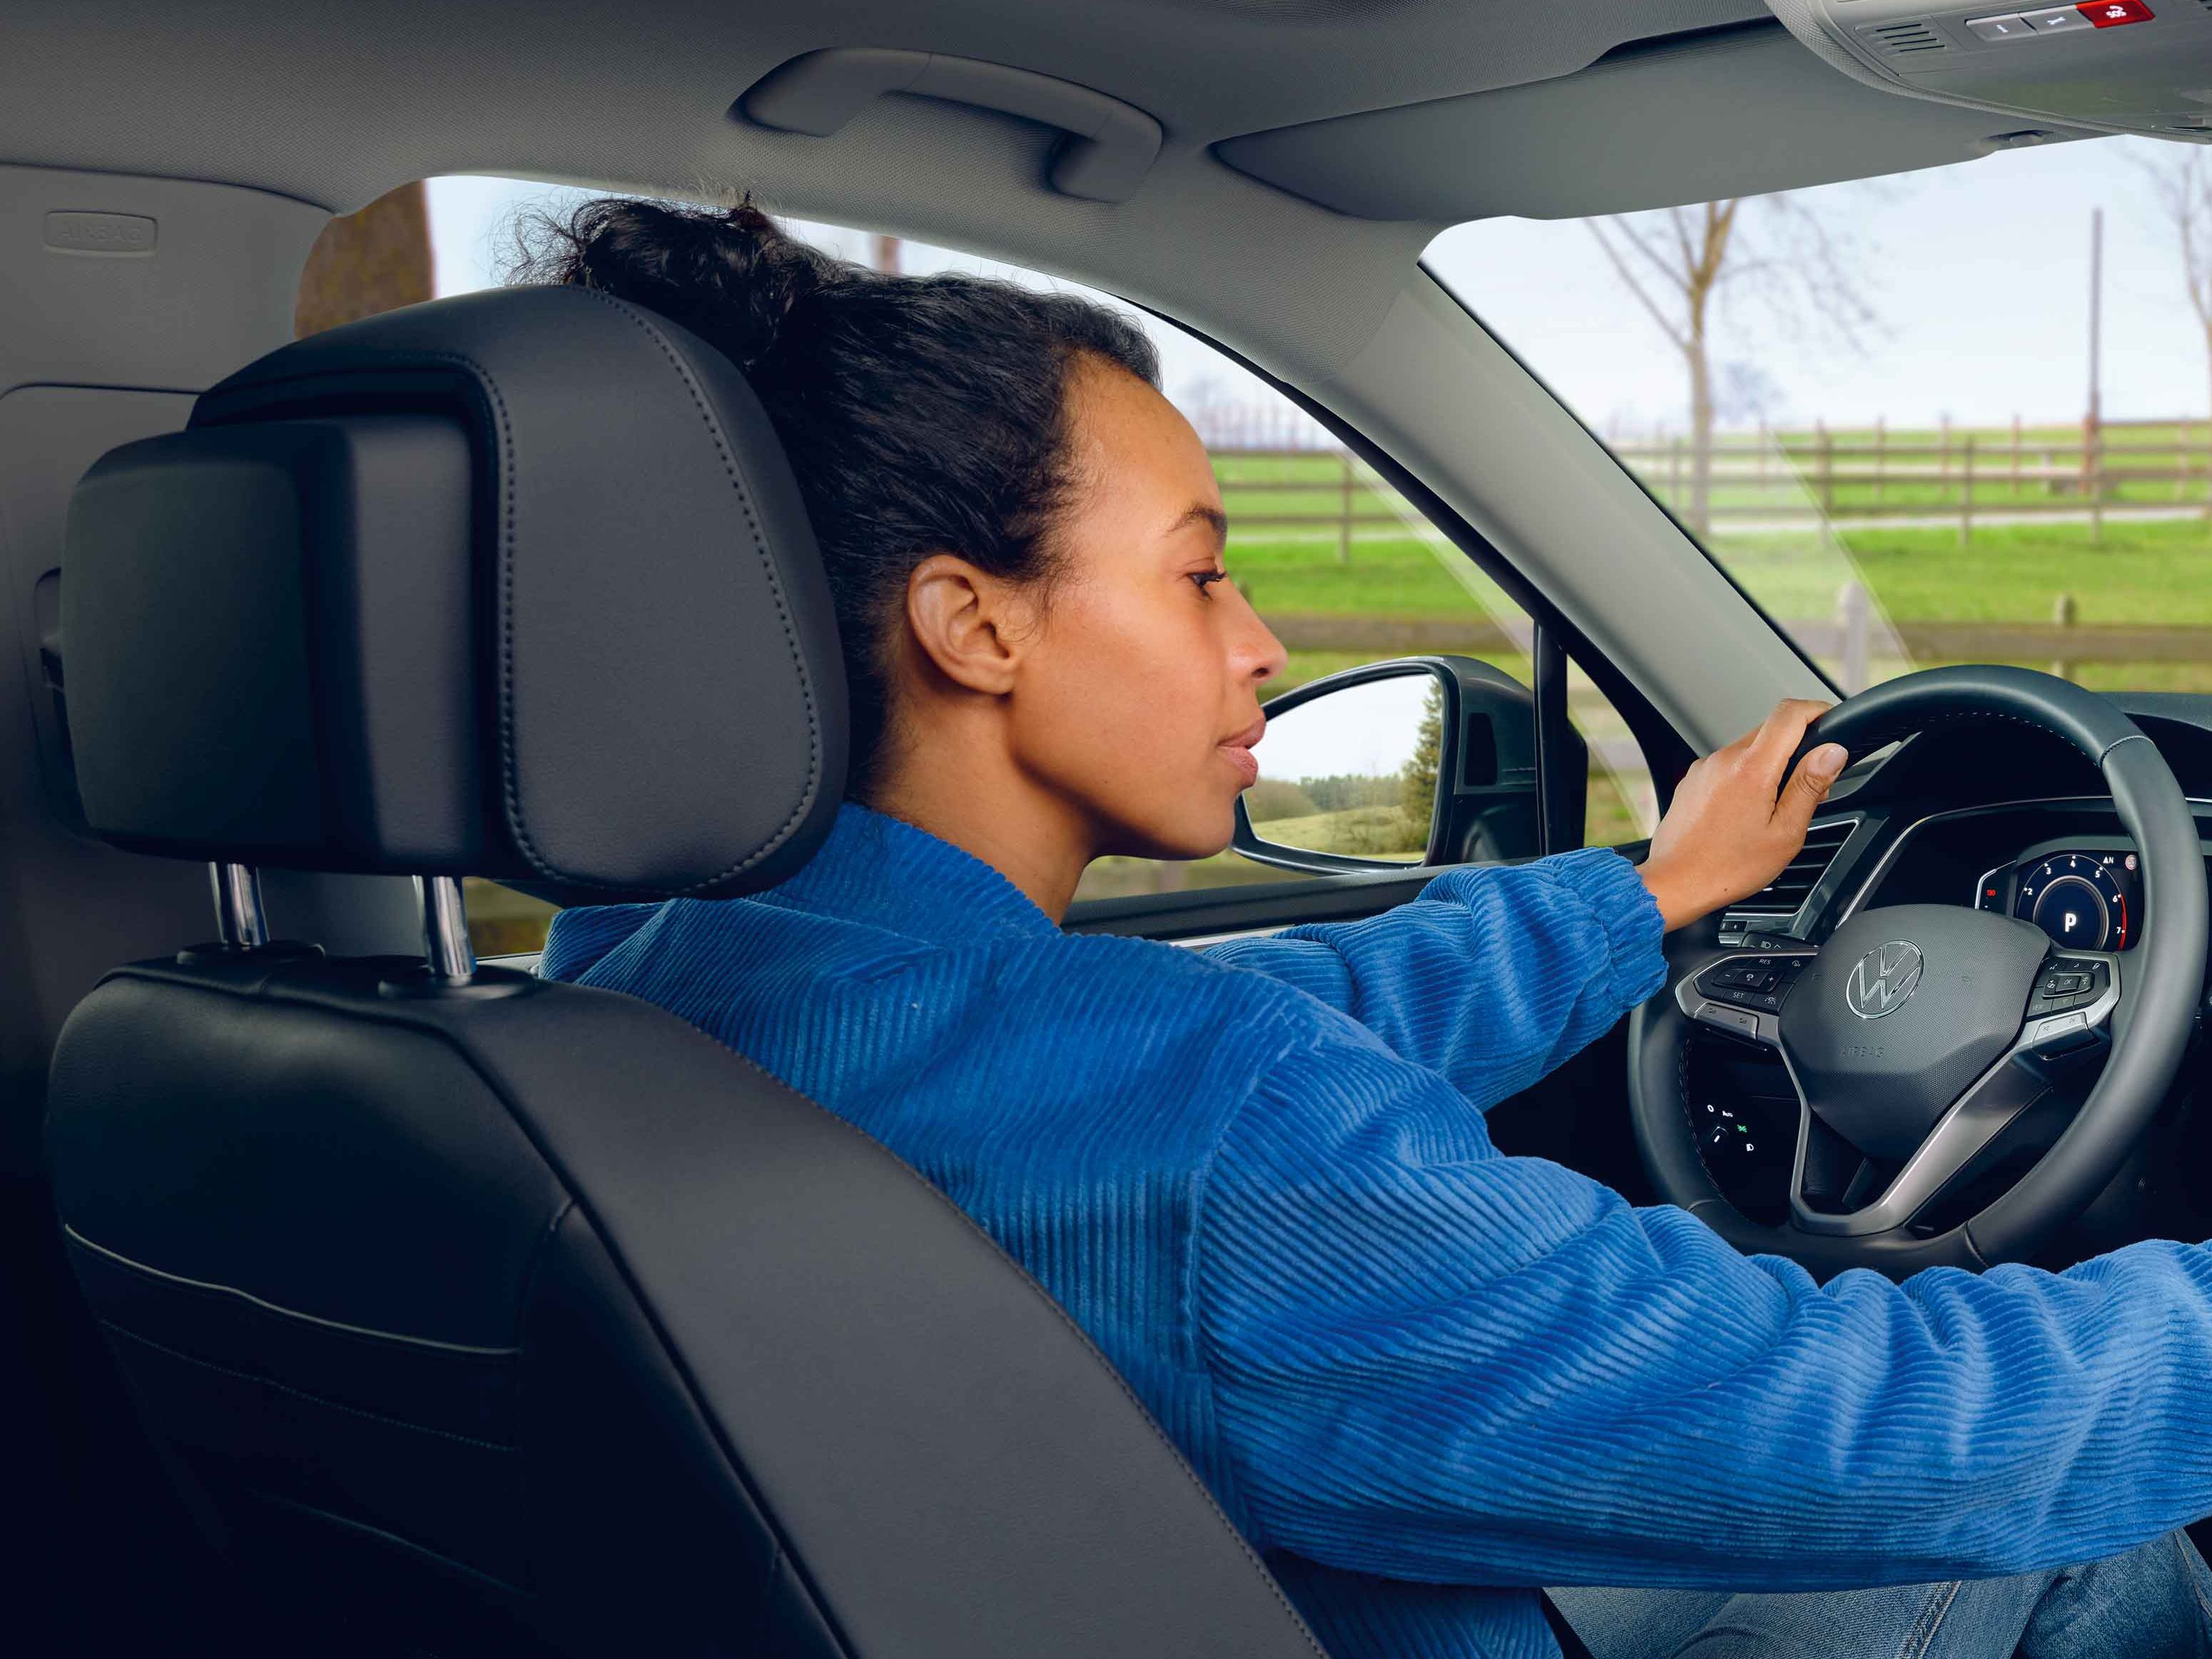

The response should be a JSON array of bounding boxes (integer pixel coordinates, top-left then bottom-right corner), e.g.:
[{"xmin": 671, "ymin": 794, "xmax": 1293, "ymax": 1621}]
[{"xmin": 1244, "ymin": 670, "xmax": 1444, "ymax": 862}]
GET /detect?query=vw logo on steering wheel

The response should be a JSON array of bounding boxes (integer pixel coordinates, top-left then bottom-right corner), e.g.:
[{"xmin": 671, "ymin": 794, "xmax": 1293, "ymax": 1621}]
[{"xmin": 1845, "ymin": 941, "xmax": 1924, "ymax": 1020}]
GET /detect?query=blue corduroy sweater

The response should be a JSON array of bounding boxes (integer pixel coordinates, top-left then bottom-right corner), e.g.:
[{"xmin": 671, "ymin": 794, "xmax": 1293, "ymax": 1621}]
[{"xmin": 542, "ymin": 803, "xmax": 2212, "ymax": 1659}]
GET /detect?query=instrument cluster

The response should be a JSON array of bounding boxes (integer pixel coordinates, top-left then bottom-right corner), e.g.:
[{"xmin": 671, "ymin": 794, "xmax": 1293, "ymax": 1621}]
[{"xmin": 1972, "ymin": 846, "xmax": 2139, "ymax": 950}]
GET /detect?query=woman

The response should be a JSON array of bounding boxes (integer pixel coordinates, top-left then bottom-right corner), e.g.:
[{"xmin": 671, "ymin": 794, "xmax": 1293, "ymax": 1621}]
[{"xmin": 527, "ymin": 201, "xmax": 2212, "ymax": 1659}]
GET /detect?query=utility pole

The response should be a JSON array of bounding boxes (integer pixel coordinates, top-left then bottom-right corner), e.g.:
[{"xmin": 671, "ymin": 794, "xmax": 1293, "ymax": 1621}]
[
  {"xmin": 2089, "ymin": 206, "xmax": 2104, "ymax": 428},
  {"xmin": 2086, "ymin": 207, "xmax": 2104, "ymax": 544}
]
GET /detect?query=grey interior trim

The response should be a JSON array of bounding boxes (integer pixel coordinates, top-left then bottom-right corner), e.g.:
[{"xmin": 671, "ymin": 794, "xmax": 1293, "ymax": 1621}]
[
  {"xmin": 0, "ymin": 164, "xmax": 325, "ymax": 400},
  {"xmin": 64, "ymin": 1224, "xmax": 521, "ymax": 1356},
  {"xmin": 1216, "ymin": 20, "xmax": 2091, "ymax": 221},
  {"xmin": 740, "ymin": 49, "xmax": 1164, "ymax": 203}
]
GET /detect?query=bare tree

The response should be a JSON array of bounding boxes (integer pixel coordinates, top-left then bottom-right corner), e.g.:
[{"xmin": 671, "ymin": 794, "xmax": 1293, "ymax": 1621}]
[
  {"xmin": 2138, "ymin": 149, "xmax": 2212, "ymax": 425},
  {"xmin": 1588, "ymin": 196, "xmax": 1874, "ymax": 534}
]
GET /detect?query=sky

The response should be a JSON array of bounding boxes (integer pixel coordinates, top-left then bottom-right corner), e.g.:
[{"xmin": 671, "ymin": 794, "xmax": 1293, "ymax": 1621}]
[
  {"xmin": 428, "ymin": 134, "xmax": 2212, "ymax": 440},
  {"xmin": 1257, "ymin": 673, "xmax": 1431, "ymax": 787}
]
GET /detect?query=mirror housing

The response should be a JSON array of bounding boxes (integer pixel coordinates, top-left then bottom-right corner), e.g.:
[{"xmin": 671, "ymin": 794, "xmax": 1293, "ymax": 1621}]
[{"xmin": 1232, "ymin": 655, "xmax": 1583, "ymax": 875}]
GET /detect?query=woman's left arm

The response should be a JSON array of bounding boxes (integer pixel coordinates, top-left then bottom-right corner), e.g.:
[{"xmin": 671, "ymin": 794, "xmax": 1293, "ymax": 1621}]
[{"xmin": 1204, "ymin": 851, "xmax": 1664, "ymax": 1109}]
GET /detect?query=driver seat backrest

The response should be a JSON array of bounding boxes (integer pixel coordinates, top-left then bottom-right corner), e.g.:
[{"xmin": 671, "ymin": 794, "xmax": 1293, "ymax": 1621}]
[{"xmin": 44, "ymin": 289, "xmax": 1329, "ymax": 1659}]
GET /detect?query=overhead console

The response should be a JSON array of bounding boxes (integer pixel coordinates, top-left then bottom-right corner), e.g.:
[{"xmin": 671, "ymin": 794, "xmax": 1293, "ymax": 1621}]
[{"xmin": 1772, "ymin": 0, "xmax": 2212, "ymax": 138}]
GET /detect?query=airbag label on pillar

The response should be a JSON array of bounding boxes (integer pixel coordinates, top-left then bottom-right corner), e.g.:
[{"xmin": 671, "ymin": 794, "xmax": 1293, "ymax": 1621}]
[{"xmin": 44, "ymin": 211, "xmax": 158, "ymax": 255}]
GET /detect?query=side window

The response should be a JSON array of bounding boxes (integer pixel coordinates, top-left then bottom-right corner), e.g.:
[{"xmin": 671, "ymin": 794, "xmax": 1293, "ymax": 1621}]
[{"xmin": 1570, "ymin": 656, "xmax": 1658, "ymax": 851}]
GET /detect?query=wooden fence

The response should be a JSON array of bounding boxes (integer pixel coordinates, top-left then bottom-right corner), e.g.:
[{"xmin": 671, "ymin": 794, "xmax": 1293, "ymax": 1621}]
[
  {"xmin": 1217, "ymin": 421, "xmax": 2212, "ymax": 547},
  {"xmin": 1219, "ymin": 450, "xmax": 1404, "ymax": 560},
  {"xmin": 1610, "ymin": 416, "xmax": 2212, "ymax": 541}
]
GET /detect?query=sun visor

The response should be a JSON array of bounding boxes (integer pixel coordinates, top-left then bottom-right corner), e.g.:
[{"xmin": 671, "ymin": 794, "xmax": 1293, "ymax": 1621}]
[{"xmin": 1214, "ymin": 21, "xmax": 2097, "ymax": 223}]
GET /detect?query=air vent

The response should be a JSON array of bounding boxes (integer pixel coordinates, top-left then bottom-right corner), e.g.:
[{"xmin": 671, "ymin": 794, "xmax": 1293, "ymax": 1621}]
[
  {"xmin": 1860, "ymin": 19, "xmax": 1949, "ymax": 55},
  {"xmin": 1723, "ymin": 818, "xmax": 1860, "ymax": 929}
]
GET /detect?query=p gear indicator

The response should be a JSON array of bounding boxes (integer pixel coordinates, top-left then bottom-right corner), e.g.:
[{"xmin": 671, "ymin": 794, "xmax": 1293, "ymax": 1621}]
[{"xmin": 2012, "ymin": 851, "xmax": 2134, "ymax": 950}]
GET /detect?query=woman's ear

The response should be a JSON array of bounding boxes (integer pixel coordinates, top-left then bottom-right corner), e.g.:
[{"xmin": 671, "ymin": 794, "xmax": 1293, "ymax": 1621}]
[{"xmin": 904, "ymin": 554, "xmax": 1035, "ymax": 696}]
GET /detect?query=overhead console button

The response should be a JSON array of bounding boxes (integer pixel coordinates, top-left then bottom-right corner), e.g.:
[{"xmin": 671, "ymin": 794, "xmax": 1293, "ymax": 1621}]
[
  {"xmin": 2078, "ymin": 0, "xmax": 2155, "ymax": 24},
  {"xmin": 2021, "ymin": 5, "xmax": 2094, "ymax": 28},
  {"xmin": 1967, "ymin": 13, "xmax": 2036, "ymax": 39}
]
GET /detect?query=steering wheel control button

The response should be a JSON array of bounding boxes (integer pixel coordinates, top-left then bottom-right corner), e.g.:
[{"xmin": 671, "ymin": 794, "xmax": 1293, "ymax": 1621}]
[
  {"xmin": 1700, "ymin": 1103, "xmax": 1765, "ymax": 1162},
  {"xmin": 1700, "ymin": 1005, "xmax": 1762, "ymax": 1040},
  {"xmin": 2078, "ymin": 0, "xmax": 2153, "ymax": 24},
  {"xmin": 2030, "ymin": 956, "xmax": 2109, "ymax": 1016},
  {"xmin": 1966, "ymin": 13, "xmax": 2034, "ymax": 38},
  {"xmin": 1692, "ymin": 954, "xmax": 1812, "ymax": 1018},
  {"xmin": 2033, "ymin": 1011, "xmax": 2086, "ymax": 1040}
]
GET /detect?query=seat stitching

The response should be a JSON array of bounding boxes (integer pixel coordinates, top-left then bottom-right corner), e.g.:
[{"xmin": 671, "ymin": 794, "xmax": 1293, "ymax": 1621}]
[
  {"xmin": 66, "ymin": 1223, "xmax": 519, "ymax": 1357},
  {"xmin": 524, "ymin": 290, "xmax": 824, "ymax": 894},
  {"xmin": 100, "ymin": 1319, "xmax": 518, "ymax": 1453}
]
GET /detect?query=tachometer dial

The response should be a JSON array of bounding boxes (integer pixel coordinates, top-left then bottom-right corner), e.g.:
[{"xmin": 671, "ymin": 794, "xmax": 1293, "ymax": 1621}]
[{"xmin": 2014, "ymin": 852, "xmax": 2130, "ymax": 950}]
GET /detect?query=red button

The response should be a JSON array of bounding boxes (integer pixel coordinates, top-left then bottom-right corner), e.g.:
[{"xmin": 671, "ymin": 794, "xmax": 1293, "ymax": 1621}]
[{"xmin": 2077, "ymin": 0, "xmax": 2153, "ymax": 24}]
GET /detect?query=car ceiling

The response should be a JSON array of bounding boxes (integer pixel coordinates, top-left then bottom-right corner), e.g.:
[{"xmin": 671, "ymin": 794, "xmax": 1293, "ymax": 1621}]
[{"xmin": 6, "ymin": 1, "xmax": 1779, "ymax": 216}]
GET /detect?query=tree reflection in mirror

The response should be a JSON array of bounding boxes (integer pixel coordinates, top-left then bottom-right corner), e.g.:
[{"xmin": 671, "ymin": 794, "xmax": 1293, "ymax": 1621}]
[{"xmin": 1245, "ymin": 672, "xmax": 1441, "ymax": 861}]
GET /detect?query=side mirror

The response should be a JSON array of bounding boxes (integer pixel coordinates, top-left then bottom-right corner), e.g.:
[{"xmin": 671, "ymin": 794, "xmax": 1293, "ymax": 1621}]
[{"xmin": 1232, "ymin": 656, "xmax": 1585, "ymax": 874}]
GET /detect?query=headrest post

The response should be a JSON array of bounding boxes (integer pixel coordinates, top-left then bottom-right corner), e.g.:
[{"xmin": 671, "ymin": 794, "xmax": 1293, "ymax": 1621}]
[
  {"xmin": 208, "ymin": 863, "xmax": 268, "ymax": 950},
  {"xmin": 415, "ymin": 876, "xmax": 477, "ymax": 983}
]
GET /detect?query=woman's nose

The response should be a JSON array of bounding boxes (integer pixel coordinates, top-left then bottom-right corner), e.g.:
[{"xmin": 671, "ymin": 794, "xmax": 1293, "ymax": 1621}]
[{"xmin": 1232, "ymin": 584, "xmax": 1287, "ymax": 684}]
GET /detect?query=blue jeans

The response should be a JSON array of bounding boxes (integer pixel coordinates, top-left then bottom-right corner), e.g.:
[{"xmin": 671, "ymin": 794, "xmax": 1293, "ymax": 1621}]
[{"xmin": 1552, "ymin": 1530, "xmax": 2212, "ymax": 1658}]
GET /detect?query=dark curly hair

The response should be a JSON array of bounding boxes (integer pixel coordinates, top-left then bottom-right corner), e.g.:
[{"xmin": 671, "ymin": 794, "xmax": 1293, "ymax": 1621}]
[{"xmin": 507, "ymin": 197, "xmax": 1162, "ymax": 796}]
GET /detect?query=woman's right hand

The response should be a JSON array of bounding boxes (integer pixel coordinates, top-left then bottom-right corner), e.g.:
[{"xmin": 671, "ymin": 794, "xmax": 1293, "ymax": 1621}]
[{"xmin": 1635, "ymin": 699, "xmax": 1848, "ymax": 932}]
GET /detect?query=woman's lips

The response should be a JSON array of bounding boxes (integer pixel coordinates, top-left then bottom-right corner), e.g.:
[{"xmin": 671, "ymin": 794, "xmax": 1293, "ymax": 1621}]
[{"xmin": 1220, "ymin": 715, "xmax": 1266, "ymax": 789}]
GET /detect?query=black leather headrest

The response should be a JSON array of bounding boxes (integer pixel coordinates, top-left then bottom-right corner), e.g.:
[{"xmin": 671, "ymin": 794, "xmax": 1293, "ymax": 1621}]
[{"xmin": 61, "ymin": 286, "xmax": 848, "ymax": 903}]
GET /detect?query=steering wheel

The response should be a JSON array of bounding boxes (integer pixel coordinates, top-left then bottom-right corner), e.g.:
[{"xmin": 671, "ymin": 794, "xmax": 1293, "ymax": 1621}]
[{"xmin": 1631, "ymin": 666, "xmax": 2207, "ymax": 1279}]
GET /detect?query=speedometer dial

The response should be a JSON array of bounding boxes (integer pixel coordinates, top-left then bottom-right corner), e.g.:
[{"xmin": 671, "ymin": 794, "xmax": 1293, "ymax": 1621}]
[{"xmin": 2014, "ymin": 852, "xmax": 2130, "ymax": 950}]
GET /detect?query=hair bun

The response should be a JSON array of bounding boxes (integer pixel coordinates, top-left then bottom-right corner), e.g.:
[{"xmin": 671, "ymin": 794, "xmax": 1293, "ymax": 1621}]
[{"xmin": 509, "ymin": 196, "xmax": 836, "ymax": 374}]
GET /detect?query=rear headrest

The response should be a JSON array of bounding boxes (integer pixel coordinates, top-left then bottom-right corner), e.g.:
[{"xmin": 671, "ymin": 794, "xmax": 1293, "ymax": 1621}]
[{"xmin": 61, "ymin": 286, "xmax": 848, "ymax": 903}]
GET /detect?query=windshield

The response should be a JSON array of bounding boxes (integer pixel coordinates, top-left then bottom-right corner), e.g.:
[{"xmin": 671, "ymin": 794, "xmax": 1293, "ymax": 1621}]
[{"xmin": 1426, "ymin": 138, "xmax": 2212, "ymax": 697}]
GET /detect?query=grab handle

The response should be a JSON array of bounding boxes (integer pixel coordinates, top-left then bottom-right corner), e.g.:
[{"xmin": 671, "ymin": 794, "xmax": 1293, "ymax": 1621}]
[{"xmin": 738, "ymin": 48, "xmax": 1163, "ymax": 204}]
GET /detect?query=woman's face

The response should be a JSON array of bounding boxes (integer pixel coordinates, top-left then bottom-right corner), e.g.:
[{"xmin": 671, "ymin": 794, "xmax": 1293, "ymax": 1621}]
[{"xmin": 1009, "ymin": 360, "xmax": 1288, "ymax": 861}]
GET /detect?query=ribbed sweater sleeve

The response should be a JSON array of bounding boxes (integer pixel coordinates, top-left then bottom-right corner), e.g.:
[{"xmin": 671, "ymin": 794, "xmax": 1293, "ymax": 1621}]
[
  {"xmin": 1204, "ymin": 848, "xmax": 1665, "ymax": 1108},
  {"xmin": 1192, "ymin": 1017, "xmax": 2212, "ymax": 1593}
]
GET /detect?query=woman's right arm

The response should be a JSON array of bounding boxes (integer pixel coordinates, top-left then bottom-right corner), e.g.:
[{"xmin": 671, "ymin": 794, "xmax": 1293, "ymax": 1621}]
[{"xmin": 1192, "ymin": 1017, "xmax": 2212, "ymax": 1593}]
